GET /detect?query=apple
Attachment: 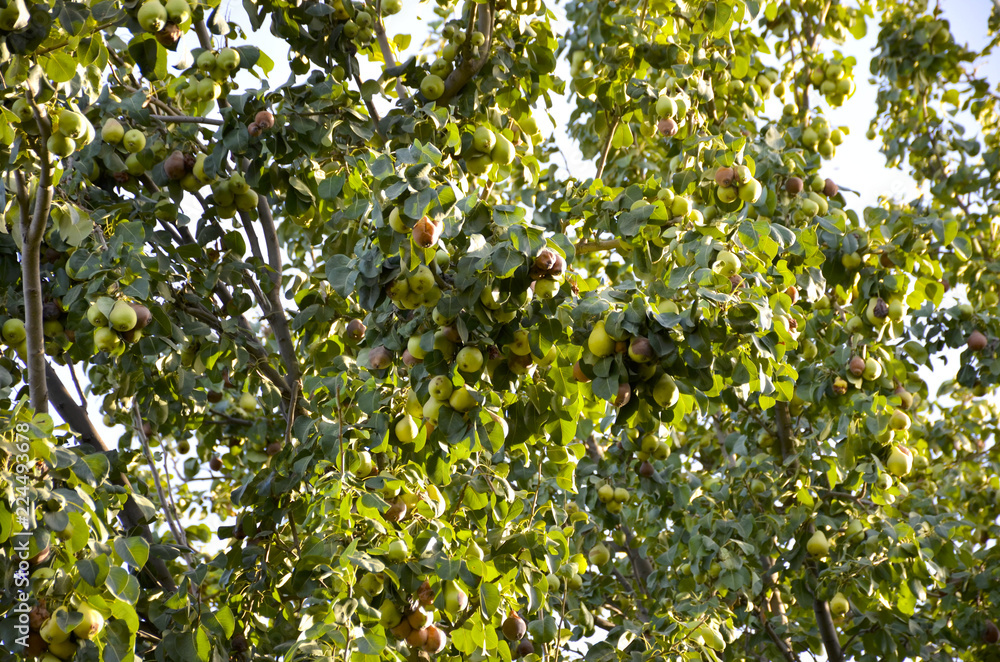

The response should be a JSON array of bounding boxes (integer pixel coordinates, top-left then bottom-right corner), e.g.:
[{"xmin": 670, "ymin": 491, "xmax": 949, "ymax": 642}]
[
  {"xmin": 387, "ymin": 539, "xmax": 408, "ymax": 563},
  {"xmin": 421, "ymin": 74, "xmax": 445, "ymax": 100},
  {"xmin": 886, "ymin": 445, "xmax": 912, "ymax": 476},
  {"xmin": 806, "ymin": 530, "xmax": 829, "ymax": 558},
  {"xmin": 829, "ymin": 592, "xmax": 849, "ymax": 616},
  {"xmin": 587, "ymin": 320, "xmax": 615, "ymax": 357}
]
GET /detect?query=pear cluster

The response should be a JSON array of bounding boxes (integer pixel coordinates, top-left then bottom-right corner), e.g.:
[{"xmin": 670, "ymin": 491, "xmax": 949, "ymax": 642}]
[
  {"xmin": 714, "ymin": 164, "xmax": 762, "ymax": 206},
  {"xmin": 806, "ymin": 57, "xmax": 856, "ymax": 107},
  {"xmin": 24, "ymin": 601, "xmax": 105, "ymax": 659},
  {"xmin": 596, "ymin": 482, "xmax": 630, "ymax": 514},
  {"xmin": 136, "ymin": 0, "xmax": 193, "ymax": 49},
  {"xmin": 377, "ymin": 576, "xmax": 454, "ymax": 655},
  {"xmin": 653, "ymin": 91, "xmax": 690, "ymax": 138},
  {"xmin": 799, "ymin": 116, "xmax": 844, "ymax": 159},
  {"xmin": 463, "ymin": 124, "xmax": 516, "ymax": 177},
  {"xmin": 783, "ymin": 173, "xmax": 840, "ymax": 221},
  {"xmin": 86, "ymin": 298, "xmax": 152, "ymax": 351},
  {"xmin": 176, "ymin": 47, "xmax": 242, "ymax": 108},
  {"xmin": 211, "ymin": 172, "xmax": 258, "ymax": 219}
]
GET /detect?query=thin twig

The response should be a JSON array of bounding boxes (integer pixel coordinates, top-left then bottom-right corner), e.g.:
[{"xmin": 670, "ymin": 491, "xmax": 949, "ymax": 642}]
[
  {"xmin": 595, "ymin": 115, "xmax": 621, "ymax": 181},
  {"xmin": 132, "ymin": 402, "xmax": 192, "ymax": 563}
]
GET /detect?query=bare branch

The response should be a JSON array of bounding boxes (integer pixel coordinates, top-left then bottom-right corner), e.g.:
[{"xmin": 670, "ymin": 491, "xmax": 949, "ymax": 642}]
[
  {"xmin": 595, "ymin": 115, "xmax": 621, "ymax": 181},
  {"xmin": 133, "ymin": 402, "xmax": 192, "ymax": 560},
  {"xmin": 436, "ymin": 1, "xmax": 494, "ymax": 105},
  {"xmin": 45, "ymin": 363, "xmax": 177, "ymax": 592}
]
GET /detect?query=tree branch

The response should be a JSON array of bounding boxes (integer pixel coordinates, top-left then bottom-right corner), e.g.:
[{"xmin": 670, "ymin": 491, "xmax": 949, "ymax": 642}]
[
  {"xmin": 575, "ymin": 238, "xmax": 623, "ymax": 255},
  {"xmin": 17, "ymin": 99, "xmax": 56, "ymax": 414},
  {"xmin": 45, "ymin": 363, "xmax": 177, "ymax": 592},
  {"xmin": 436, "ymin": 0, "xmax": 494, "ymax": 105},
  {"xmin": 247, "ymin": 189, "xmax": 301, "ymax": 387},
  {"xmin": 133, "ymin": 402, "xmax": 191, "ymax": 560},
  {"xmin": 595, "ymin": 115, "xmax": 621, "ymax": 181},
  {"xmin": 813, "ymin": 596, "xmax": 844, "ymax": 662},
  {"xmin": 375, "ymin": 6, "xmax": 408, "ymax": 99}
]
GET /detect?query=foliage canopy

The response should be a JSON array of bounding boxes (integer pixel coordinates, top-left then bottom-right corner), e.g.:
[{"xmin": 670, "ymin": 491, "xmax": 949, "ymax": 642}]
[{"xmin": 2, "ymin": 0, "xmax": 1000, "ymax": 661}]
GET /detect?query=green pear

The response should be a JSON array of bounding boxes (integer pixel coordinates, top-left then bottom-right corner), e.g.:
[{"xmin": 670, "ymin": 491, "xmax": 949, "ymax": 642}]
[
  {"xmin": 165, "ymin": 0, "xmax": 190, "ymax": 23},
  {"xmin": 473, "ymin": 125, "xmax": 496, "ymax": 153},
  {"xmin": 806, "ymin": 530, "xmax": 829, "ymax": 558},
  {"xmin": 101, "ymin": 118, "xmax": 125, "ymax": 143},
  {"xmin": 830, "ymin": 592, "xmax": 849, "ymax": 616},
  {"xmin": 587, "ymin": 320, "xmax": 615, "ymax": 357},
  {"xmin": 588, "ymin": 542, "xmax": 610, "ymax": 566},
  {"xmin": 886, "ymin": 445, "xmax": 912, "ymax": 476},
  {"xmin": 109, "ymin": 300, "xmax": 138, "ymax": 331},
  {"xmin": 395, "ymin": 415, "xmax": 419, "ymax": 442},
  {"xmin": 653, "ymin": 373, "xmax": 679, "ymax": 407},
  {"xmin": 73, "ymin": 603, "xmax": 105, "ymax": 639},
  {"xmin": 94, "ymin": 327, "xmax": 120, "ymax": 352},
  {"xmin": 2, "ymin": 318, "xmax": 26, "ymax": 344},
  {"xmin": 490, "ymin": 133, "xmax": 515, "ymax": 166},
  {"xmin": 137, "ymin": 0, "xmax": 168, "ymax": 32},
  {"xmin": 387, "ymin": 539, "xmax": 408, "ymax": 563}
]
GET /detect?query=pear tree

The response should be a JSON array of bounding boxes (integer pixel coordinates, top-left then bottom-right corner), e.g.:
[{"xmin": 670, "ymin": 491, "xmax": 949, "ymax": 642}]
[{"xmin": 2, "ymin": 0, "xmax": 1000, "ymax": 661}]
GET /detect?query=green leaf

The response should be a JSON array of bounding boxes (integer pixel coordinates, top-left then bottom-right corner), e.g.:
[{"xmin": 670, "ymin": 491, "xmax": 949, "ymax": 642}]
[{"xmin": 114, "ymin": 536, "xmax": 150, "ymax": 569}]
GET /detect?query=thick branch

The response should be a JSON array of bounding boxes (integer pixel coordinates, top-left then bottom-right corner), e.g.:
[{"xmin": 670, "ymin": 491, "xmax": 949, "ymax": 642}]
[
  {"xmin": 18, "ymin": 102, "xmax": 56, "ymax": 413},
  {"xmin": 375, "ymin": 10, "xmax": 408, "ymax": 99},
  {"xmin": 45, "ymin": 364, "xmax": 177, "ymax": 592},
  {"xmin": 763, "ymin": 617, "xmax": 798, "ymax": 662},
  {"xmin": 813, "ymin": 597, "xmax": 843, "ymax": 662},
  {"xmin": 248, "ymin": 192, "xmax": 301, "ymax": 386},
  {"xmin": 436, "ymin": 1, "xmax": 494, "ymax": 105}
]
